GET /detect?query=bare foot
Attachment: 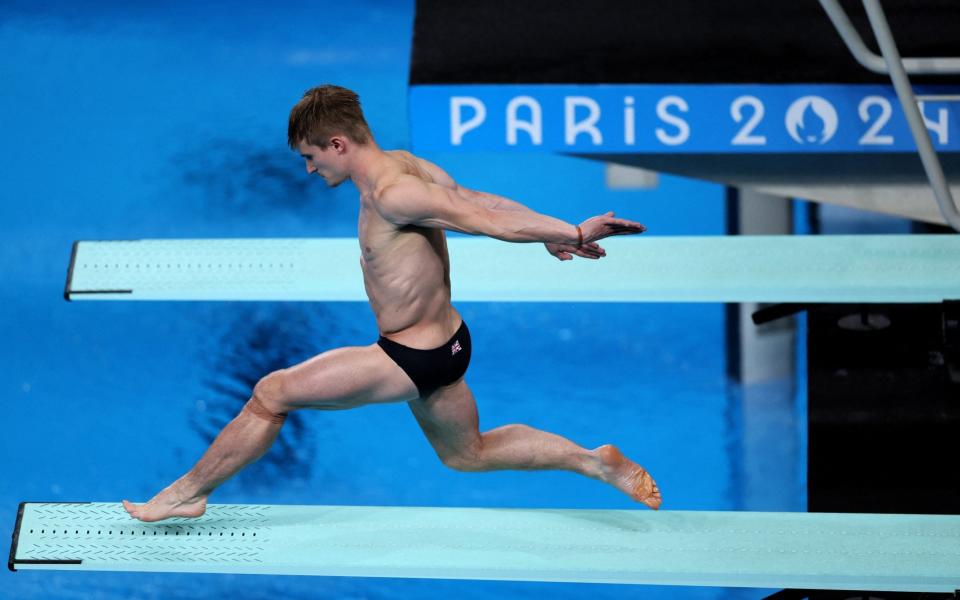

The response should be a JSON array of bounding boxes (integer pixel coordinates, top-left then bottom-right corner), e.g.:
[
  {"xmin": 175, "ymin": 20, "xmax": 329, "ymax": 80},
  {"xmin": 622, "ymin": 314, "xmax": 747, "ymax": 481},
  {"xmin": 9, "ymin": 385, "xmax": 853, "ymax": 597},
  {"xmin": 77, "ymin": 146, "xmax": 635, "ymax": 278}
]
[
  {"xmin": 594, "ymin": 444, "xmax": 662, "ymax": 510},
  {"xmin": 122, "ymin": 480, "xmax": 208, "ymax": 522}
]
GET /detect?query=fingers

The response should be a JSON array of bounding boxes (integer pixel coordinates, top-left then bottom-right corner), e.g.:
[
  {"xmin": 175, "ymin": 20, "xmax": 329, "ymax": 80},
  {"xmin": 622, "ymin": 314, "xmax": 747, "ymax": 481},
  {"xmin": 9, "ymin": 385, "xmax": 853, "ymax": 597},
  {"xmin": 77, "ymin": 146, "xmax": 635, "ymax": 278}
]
[
  {"xmin": 578, "ymin": 244, "xmax": 605, "ymax": 259},
  {"xmin": 583, "ymin": 215, "xmax": 647, "ymax": 239},
  {"xmin": 559, "ymin": 248, "xmax": 605, "ymax": 261},
  {"xmin": 551, "ymin": 240, "xmax": 609, "ymax": 261},
  {"xmin": 588, "ymin": 242, "xmax": 604, "ymax": 251},
  {"xmin": 606, "ymin": 218, "xmax": 646, "ymax": 235},
  {"xmin": 573, "ymin": 241, "xmax": 603, "ymax": 259},
  {"xmin": 612, "ymin": 218, "xmax": 645, "ymax": 229}
]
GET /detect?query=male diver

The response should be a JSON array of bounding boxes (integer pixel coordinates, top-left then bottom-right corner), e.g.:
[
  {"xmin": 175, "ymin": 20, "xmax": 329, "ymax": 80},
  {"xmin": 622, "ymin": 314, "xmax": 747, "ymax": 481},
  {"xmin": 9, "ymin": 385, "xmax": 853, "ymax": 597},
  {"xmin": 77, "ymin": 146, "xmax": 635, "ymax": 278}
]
[{"xmin": 123, "ymin": 84, "xmax": 661, "ymax": 521}]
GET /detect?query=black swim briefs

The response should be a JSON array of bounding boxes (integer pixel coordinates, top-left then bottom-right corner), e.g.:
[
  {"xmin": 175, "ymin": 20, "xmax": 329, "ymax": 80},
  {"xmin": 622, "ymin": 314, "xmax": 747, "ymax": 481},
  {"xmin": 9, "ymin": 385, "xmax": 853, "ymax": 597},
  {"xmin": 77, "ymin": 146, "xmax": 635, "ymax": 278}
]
[{"xmin": 377, "ymin": 320, "xmax": 472, "ymax": 399}]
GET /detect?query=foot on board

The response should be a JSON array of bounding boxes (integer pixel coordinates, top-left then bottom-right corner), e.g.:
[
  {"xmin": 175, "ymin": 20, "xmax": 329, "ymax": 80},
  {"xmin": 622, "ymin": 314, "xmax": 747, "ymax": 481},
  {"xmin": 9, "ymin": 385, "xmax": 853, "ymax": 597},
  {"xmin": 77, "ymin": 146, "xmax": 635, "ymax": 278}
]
[{"xmin": 122, "ymin": 481, "xmax": 208, "ymax": 522}]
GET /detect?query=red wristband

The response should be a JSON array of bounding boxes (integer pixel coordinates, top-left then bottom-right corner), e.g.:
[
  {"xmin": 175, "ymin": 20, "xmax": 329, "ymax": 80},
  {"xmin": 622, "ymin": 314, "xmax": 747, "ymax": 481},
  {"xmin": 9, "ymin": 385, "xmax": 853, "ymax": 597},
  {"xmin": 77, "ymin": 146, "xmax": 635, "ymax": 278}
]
[{"xmin": 576, "ymin": 225, "xmax": 583, "ymax": 248}]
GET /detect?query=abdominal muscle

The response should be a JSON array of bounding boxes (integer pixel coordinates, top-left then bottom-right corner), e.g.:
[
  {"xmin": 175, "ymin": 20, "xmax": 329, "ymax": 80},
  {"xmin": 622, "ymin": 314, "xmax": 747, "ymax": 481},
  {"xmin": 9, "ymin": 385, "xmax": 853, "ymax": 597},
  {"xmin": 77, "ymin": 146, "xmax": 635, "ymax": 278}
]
[{"xmin": 359, "ymin": 208, "xmax": 461, "ymax": 350}]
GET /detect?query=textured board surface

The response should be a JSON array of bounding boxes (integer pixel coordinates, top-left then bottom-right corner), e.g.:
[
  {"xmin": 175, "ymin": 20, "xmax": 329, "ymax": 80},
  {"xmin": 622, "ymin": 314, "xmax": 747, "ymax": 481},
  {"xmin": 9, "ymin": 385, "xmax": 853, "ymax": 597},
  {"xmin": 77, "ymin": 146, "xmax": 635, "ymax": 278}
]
[
  {"xmin": 64, "ymin": 235, "xmax": 960, "ymax": 302},
  {"xmin": 9, "ymin": 502, "xmax": 960, "ymax": 591}
]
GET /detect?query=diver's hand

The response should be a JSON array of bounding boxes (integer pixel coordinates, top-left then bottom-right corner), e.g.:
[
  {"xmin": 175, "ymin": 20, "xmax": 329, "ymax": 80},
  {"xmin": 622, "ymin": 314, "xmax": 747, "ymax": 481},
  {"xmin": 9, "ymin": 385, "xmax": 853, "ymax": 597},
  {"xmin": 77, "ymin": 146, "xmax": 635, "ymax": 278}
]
[
  {"xmin": 544, "ymin": 241, "xmax": 605, "ymax": 261},
  {"xmin": 579, "ymin": 211, "xmax": 646, "ymax": 244}
]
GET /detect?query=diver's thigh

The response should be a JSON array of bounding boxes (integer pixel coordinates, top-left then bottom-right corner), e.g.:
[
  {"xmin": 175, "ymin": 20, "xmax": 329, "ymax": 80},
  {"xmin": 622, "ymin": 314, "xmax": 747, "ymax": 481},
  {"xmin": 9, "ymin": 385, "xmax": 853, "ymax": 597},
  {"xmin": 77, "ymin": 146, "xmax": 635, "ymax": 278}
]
[
  {"xmin": 407, "ymin": 378, "xmax": 482, "ymax": 458},
  {"xmin": 281, "ymin": 344, "xmax": 419, "ymax": 410}
]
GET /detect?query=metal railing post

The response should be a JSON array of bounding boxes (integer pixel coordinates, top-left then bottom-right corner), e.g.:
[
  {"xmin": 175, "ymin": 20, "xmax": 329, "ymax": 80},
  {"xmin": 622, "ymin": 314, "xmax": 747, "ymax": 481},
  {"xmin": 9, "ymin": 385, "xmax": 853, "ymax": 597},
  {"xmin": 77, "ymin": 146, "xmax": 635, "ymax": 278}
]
[{"xmin": 862, "ymin": 0, "xmax": 960, "ymax": 231}]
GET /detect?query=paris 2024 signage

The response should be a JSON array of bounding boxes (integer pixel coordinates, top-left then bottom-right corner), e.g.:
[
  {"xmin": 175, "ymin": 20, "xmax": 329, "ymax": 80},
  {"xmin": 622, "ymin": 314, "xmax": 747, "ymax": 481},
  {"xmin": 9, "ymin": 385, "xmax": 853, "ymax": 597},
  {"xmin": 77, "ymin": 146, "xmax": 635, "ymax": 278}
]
[{"xmin": 410, "ymin": 84, "xmax": 959, "ymax": 154}]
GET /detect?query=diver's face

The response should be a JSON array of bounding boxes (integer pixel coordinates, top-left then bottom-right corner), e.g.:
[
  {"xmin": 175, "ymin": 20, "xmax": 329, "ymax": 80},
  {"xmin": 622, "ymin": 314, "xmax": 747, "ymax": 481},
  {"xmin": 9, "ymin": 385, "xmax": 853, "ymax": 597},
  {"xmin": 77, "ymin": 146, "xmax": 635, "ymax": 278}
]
[{"xmin": 298, "ymin": 140, "xmax": 348, "ymax": 187}]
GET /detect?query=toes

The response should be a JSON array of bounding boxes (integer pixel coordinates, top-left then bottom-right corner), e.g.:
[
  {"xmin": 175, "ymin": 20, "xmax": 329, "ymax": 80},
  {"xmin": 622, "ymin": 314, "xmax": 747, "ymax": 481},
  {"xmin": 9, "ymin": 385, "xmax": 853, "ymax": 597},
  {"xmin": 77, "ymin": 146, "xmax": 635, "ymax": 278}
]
[
  {"xmin": 122, "ymin": 500, "xmax": 146, "ymax": 520},
  {"xmin": 633, "ymin": 471, "xmax": 663, "ymax": 507}
]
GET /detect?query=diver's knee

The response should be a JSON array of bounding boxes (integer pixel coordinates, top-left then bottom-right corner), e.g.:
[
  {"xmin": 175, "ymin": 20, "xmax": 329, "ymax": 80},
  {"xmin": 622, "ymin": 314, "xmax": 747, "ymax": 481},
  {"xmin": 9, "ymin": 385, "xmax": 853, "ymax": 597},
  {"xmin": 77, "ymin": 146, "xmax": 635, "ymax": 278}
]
[
  {"xmin": 246, "ymin": 370, "xmax": 290, "ymax": 424},
  {"xmin": 440, "ymin": 447, "xmax": 484, "ymax": 472}
]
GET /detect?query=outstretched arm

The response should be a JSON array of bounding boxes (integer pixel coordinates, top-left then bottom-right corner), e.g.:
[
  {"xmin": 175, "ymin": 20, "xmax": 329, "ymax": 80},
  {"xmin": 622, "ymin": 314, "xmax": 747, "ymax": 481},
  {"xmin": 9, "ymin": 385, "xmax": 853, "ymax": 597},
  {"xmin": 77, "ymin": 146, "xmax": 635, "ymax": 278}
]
[
  {"xmin": 395, "ymin": 156, "xmax": 646, "ymax": 259},
  {"xmin": 454, "ymin": 187, "xmax": 602, "ymax": 260},
  {"xmin": 377, "ymin": 176, "xmax": 580, "ymax": 245}
]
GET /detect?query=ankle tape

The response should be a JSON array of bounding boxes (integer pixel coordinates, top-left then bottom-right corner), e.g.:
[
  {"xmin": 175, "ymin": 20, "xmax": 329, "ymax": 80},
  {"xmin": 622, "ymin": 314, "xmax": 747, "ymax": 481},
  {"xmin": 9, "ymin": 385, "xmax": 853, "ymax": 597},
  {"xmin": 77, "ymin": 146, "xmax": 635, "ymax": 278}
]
[{"xmin": 244, "ymin": 396, "xmax": 287, "ymax": 425}]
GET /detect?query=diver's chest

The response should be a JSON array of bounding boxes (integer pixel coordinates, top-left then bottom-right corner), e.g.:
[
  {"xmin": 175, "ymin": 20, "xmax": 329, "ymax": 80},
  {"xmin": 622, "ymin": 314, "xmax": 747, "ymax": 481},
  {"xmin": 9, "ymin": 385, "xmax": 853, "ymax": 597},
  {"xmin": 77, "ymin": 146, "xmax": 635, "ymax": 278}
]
[{"xmin": 358, "ymin": 210, "xmax": 402, "ymax": 264}]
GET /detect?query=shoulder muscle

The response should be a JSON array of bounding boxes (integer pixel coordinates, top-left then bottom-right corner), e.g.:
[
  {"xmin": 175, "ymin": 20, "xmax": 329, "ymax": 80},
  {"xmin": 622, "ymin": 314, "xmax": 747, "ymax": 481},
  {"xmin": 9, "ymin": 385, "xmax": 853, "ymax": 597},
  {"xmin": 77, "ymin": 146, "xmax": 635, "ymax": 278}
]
[
  {"xmin": 375, "ymin": 175, "xmax": 490, "ymax": 235},
  {"xmin": 413, "ymin": 155, "xmax": 458, "ymax": 190}
]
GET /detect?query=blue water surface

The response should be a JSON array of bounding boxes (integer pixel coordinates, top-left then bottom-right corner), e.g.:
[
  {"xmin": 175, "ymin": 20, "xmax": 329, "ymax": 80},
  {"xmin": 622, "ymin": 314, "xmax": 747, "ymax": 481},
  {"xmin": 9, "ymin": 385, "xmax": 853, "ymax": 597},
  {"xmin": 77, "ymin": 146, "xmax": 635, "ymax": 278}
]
[{"xmin": 1, "ymin": 2, "xmax": 803, "ymax": 598}]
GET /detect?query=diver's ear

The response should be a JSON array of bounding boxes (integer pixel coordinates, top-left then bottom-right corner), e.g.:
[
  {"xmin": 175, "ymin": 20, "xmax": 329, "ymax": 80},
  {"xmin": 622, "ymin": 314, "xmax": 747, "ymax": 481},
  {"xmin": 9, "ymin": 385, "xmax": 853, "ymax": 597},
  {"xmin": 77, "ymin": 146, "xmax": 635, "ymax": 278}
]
[{"xmin": 330, "ymin": 136, "xmax": 347, "ymax": 154}]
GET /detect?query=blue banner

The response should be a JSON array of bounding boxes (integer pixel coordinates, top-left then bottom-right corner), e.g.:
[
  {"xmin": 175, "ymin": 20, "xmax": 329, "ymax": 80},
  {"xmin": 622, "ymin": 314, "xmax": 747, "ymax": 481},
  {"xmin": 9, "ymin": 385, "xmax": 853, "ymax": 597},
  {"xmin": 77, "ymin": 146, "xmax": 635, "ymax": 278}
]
[{"xmin": 409, "ymin": 84, "xmax": 960, "ymax": 154}]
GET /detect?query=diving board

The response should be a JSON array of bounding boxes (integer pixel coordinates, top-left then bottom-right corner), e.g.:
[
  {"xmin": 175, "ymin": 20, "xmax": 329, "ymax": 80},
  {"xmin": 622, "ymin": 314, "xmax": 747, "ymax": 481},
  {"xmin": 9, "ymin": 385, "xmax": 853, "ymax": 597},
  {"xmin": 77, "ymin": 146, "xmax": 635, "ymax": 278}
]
[
  {"xmin": 9, "ymin": 502, "xmax": 960, "ymax": 592},
  {"xmin": 64, "ymin": 235, "xmax": 960, "ymax": 303}
]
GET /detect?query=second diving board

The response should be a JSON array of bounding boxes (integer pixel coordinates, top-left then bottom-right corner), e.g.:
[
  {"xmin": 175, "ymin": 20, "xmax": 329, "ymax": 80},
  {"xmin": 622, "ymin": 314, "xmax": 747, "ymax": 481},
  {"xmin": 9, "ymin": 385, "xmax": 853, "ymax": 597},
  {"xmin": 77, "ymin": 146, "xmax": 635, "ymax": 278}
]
[{"xmin": 64, "ymin": 234, "xmax": 960, "ymax": 303}]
